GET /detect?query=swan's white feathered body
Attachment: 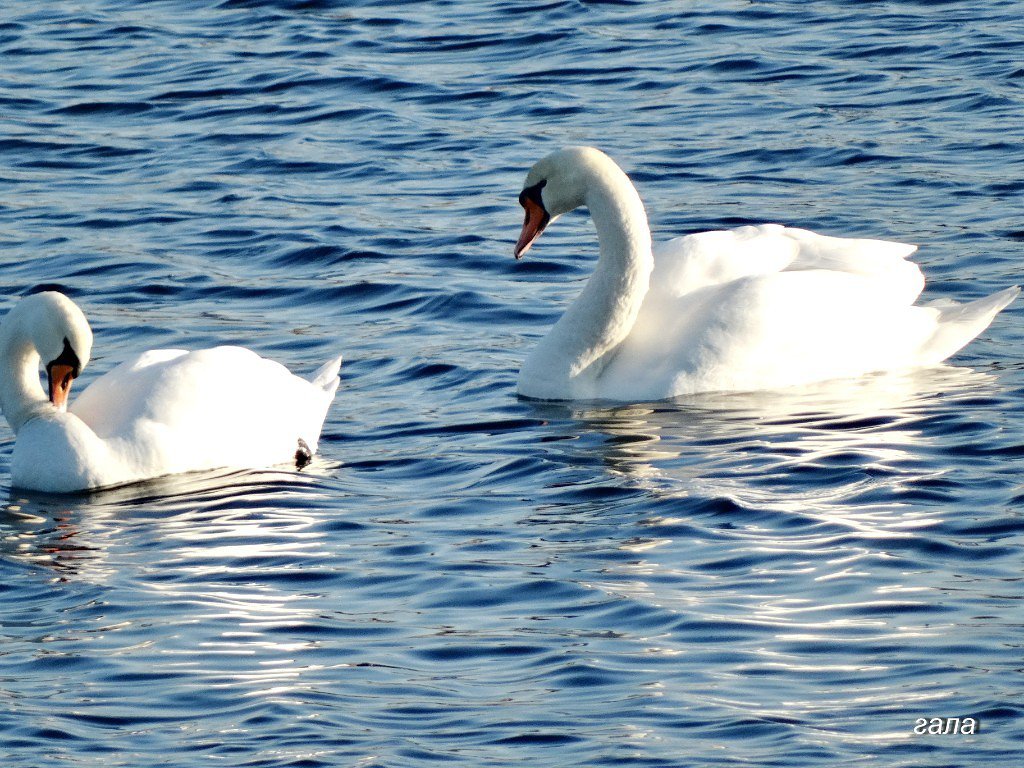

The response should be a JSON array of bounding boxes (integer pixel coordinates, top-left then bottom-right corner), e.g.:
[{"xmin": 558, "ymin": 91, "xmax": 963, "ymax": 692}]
[
  {"xmin": 514, "ymin": 147, "xmax": 1018, "ymax": 401},
  {"xmin": 1, "ymin": 292, "xmax": 341, "ymax": 493}
]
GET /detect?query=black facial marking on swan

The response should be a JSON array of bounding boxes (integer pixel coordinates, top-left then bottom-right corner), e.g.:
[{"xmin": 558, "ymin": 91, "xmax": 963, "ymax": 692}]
[{"xmin": 46, "ymin": 337, "xmax": 81, "ymax": 379}]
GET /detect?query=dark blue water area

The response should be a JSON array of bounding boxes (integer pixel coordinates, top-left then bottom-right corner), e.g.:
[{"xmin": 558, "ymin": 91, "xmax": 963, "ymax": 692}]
[{"xmin": 1, "ymin": 1, "xmax": 1023, "ymax": 766}]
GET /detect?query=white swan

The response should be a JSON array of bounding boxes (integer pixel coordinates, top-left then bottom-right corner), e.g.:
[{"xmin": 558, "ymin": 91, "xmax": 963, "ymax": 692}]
[
  {"xmin": 0, "ymin": 292, "xmax": 342, "ymax": 493},
  {"xmin": 514, "ymin": 146, "xmax": 1019, "ymax": 401}
]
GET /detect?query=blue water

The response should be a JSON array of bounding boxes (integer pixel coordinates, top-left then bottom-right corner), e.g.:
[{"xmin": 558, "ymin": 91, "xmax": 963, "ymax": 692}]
[{"xmin": 2, "ymin": 1, "xmax": 1023, "ymax": 765}]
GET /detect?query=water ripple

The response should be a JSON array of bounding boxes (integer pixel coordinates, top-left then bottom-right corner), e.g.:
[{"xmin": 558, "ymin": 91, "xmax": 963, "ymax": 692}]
[{"xmin": 1, "ymin": 1, "xmax": 1023, "ymax": 766}]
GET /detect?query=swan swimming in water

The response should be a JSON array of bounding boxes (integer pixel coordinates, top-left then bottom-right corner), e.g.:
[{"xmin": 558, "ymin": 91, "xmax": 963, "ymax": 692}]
[
  {"xmin": 514, "ymin": 146, "xmax": 1019, "ymax": 402},
  {"xmin": 0, "ymin": 291, "xmax": 342, "ymax": 493}
]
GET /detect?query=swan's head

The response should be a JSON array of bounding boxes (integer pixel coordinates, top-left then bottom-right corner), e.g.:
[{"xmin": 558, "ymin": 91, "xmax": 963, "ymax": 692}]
[
  {"xmin": 515, "ymin": 146, "xmax": 611, "ymax": 259},
  {"xmin": 23, "ymin": 292, "xmax": 92, "ymax": 412}
]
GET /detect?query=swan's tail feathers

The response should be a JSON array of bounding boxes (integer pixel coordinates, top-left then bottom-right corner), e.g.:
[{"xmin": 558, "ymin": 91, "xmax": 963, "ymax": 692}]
[
  {"xmin": 923, "ymin": 285, "xmax": 1019, "ymax": 363},
  {"xmin": 311, "ymin": 354, "xmax": 343, "ymax": 396}
]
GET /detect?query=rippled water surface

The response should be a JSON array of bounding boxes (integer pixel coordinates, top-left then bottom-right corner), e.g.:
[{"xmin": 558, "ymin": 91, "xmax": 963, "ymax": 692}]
[{"xmin": 2, "ymin": 2, "xmax": 1023, "ymax": 766}]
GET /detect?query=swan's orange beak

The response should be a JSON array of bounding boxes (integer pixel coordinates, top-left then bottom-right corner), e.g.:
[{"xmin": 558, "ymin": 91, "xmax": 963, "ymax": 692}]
[
  {"xmin": 47, "ymin": 363, "xmax": 77, "ymax": 412},
  {"xmin": 515, "ymin": 183, "xmax": 550, "ymax": 260}
]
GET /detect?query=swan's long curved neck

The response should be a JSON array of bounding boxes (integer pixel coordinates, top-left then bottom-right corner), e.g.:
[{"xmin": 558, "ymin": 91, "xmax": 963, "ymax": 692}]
[
  {"xmin": 547, "ymin": 162, "xmax": 654, "ymax": 382},
  {"xmin": 0, "ymin": 314, "xmax": 50, "ymax": 432}
]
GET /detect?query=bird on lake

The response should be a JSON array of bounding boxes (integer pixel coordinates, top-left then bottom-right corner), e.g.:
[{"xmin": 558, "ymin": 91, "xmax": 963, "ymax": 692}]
[
  {"xmin": 514, "ymin": 146, "xmax": 1018, "ymax": 401},
  {"xmin": 0, "ymin": 291, "xmax": 341, "ymax": 493}
]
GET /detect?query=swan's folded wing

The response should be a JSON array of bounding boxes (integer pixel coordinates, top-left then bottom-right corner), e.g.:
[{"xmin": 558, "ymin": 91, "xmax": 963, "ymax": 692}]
[
  {"xmin": 651, "ymin": 224, "xmax": 798, "ymax": 297},
  {"xmin": 70, "ymin": 346, "xmax": 334, "ymax": 474},
  {"xmin": 651, "ymin": 224, "xmax": 924, "ymax": 307},
  {"xmin": 70, "ymin": 349, "xmax": 190, "ymax": 437},
  {"xmin": 782, "ymin": 227, "xmax": 924, "ymax": 305}
]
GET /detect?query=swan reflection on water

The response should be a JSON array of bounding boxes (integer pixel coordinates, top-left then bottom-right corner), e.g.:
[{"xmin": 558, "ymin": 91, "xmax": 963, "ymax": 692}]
[
  {"xmin": 0, "ymin": 463, "xmax": 341, "ymax": 578},
  {"xmin": 524, "ymin": 364, "xmax": 1005, "ymax": 532}
]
